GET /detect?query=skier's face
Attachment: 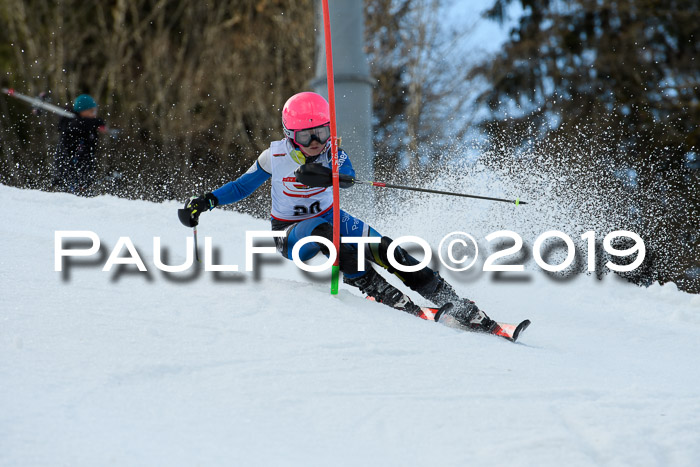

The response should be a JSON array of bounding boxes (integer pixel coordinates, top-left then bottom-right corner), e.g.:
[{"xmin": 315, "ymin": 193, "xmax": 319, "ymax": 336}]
[
  {"xmin": 79, "ymin": 107, "xmax": 98, "ymax": 118},
  {"xmin": 299, "ymin": 139, "xmax": 325, "ymax": 157},
  {"xmin": 292, "ymin": 124, "xmax": 330, "ymax": 156}
]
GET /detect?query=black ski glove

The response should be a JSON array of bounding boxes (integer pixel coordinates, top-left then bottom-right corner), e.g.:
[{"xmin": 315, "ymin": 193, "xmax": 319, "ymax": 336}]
[
  {"xmin": 294, "ymin": 163, "xmax": 355, "ymax": 188},
  {"xmin": 178, "ymin": 192, "xmax": 218, "ymax": 227}
]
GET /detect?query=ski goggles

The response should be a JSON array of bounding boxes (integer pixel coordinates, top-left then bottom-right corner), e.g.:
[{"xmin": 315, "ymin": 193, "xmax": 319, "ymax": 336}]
[{"xmin": 286, "ymin": 124, "xmax": 331, "ymax": 147}]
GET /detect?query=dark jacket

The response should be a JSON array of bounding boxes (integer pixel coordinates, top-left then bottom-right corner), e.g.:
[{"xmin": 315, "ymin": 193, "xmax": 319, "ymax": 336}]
[
  {"xmin": 56, "ymin": 114, "xmax": 105, "ymax": 162},
  {"xmin": 54, "ymin": 114, "xmax": 105, "ymax": 192}
]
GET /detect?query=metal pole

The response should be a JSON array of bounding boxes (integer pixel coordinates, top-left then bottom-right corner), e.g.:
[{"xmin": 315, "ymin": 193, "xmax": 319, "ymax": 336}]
[
  {"xmin": 312, "ymin": 1, "xmax": 374, "ymax": 183},
  {"xmin": 354, "ymin": 179, "xmax": 528, "ymax": 205},
  {"xmin": 2, "ymin": 88, "xmax": 75, "ymax": 118}
]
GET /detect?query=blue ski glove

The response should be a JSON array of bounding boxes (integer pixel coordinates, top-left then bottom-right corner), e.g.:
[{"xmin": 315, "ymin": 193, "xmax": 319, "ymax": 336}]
[{"xmin": 178, "ymin": 193, "xmax": 218, "ymax": 227}]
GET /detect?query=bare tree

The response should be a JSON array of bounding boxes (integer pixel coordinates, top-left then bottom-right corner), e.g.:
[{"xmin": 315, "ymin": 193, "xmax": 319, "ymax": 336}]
[
  {"xmin": 0, "ymin": 0, "xmax": 315, "ymax": 203},
  {"xmin": 364, "ymin": 0, "xmax": 477, "ymax": 179}
]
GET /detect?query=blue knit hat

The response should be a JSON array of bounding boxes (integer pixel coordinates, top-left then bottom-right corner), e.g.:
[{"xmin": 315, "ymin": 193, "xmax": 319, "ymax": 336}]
[{"xmin": 73, "ymin": 94, "xmax": 97, "ymax": 113}]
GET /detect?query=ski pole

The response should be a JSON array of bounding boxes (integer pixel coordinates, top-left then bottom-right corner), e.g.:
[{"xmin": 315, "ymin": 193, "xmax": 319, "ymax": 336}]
[
  {"xmin": 352, "ymin": 179, "xmax": 527, "ymax": 205},
  {"xmin": 193, "ymin": 226, "xmax": 201, "ymax": 263},
  {"xmin": 3, "ymin": 88, "xmax": 121, "ymax": 139},
  {"xmin": 177, "ymin": 203, "xmax": 202, "ymax": 263},
  {"xmin": 296, "ymin": 165, "xmax": 528, "ymax": 205},
  {"xmin": 1, "ymin": 87, "xmax": 76, "ymax": 119}
]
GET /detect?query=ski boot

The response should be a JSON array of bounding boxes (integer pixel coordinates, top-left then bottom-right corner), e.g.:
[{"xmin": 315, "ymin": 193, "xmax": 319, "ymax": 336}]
[
  {"xmin": 345, "ymin": 267, "xmax": 424, "ymax": 316},
  {"xmin": 420, "ymin": 273, "xmax": 498, "ymax": 333},
  {"xmin": 433, "ymin": 302, "xmax": 498, "ymax": 333}
]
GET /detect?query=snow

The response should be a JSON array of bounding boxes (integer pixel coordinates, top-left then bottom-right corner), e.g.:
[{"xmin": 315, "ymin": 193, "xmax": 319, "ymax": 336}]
[{"xmin": 1, "ymin": 184, "xmax": 699, "ymax": 466}]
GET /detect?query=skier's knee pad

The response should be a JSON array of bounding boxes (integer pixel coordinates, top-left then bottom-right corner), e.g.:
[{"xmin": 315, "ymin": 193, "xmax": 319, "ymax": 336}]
[
  {"xmin": 310, "ymin": 222, "xmax": 367, "ymax": 276},
  {"xmin": 373, "ymin": 236, "xmax": 419, "ymax": 271},
  {"xmin": 373, "ymin": 235, "xmax": 436, "ymax": 291},
  {"xmin": 310, "ymin": 221, "xmax": 333, "ymax": 242},
  {"xmin": 285, "ymin": 217, "xmax": 330, "ymax": 261},
  {"xmin": 294, "ymin": 217, "xmax": 330, "ymax": 240},
  {"xmin": 310, "ymin": 222, "xmax": 335, "ymax": 256}
]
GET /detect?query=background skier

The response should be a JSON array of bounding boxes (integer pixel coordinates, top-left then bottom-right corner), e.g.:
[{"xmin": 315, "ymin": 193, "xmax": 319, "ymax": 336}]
[{"xmin": 54, "ymin": 94, "xmax": 106, "ymax": 195}]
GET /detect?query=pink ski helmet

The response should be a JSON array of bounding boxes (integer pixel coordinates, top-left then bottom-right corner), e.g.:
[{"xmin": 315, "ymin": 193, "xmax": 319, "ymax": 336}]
[{"xmin": 282, "ymin": 92, "xmax": 332, "ymax": 152}]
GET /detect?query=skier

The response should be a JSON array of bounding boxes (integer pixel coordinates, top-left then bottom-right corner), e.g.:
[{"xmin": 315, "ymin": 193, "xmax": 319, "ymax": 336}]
[
  {"xmin": 54, "ymin": 94, "xmax": 106, "ymax": 195},
  {"xmin": 179, "ymin": 92, "xmax": 498, "ymax": 334}
]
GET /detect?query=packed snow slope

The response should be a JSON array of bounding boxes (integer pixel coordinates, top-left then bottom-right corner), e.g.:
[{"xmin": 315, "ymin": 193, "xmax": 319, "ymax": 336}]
[{"xmin": 1, "ymin": 184, "xmax": 699, "ymax": 467}]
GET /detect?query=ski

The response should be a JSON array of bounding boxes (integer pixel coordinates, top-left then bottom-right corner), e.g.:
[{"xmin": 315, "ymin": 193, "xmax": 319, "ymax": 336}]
[
  {"xmin": 366, "ymin": 297, "xmax": 530, "ymax": 342},
  {"xmin": 420, "ymin": 305, "xmax": 530, "ymax": 342},
  {"xmin": 491, "ymin": 319, "xmax": 531, "ymax": 342}
]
